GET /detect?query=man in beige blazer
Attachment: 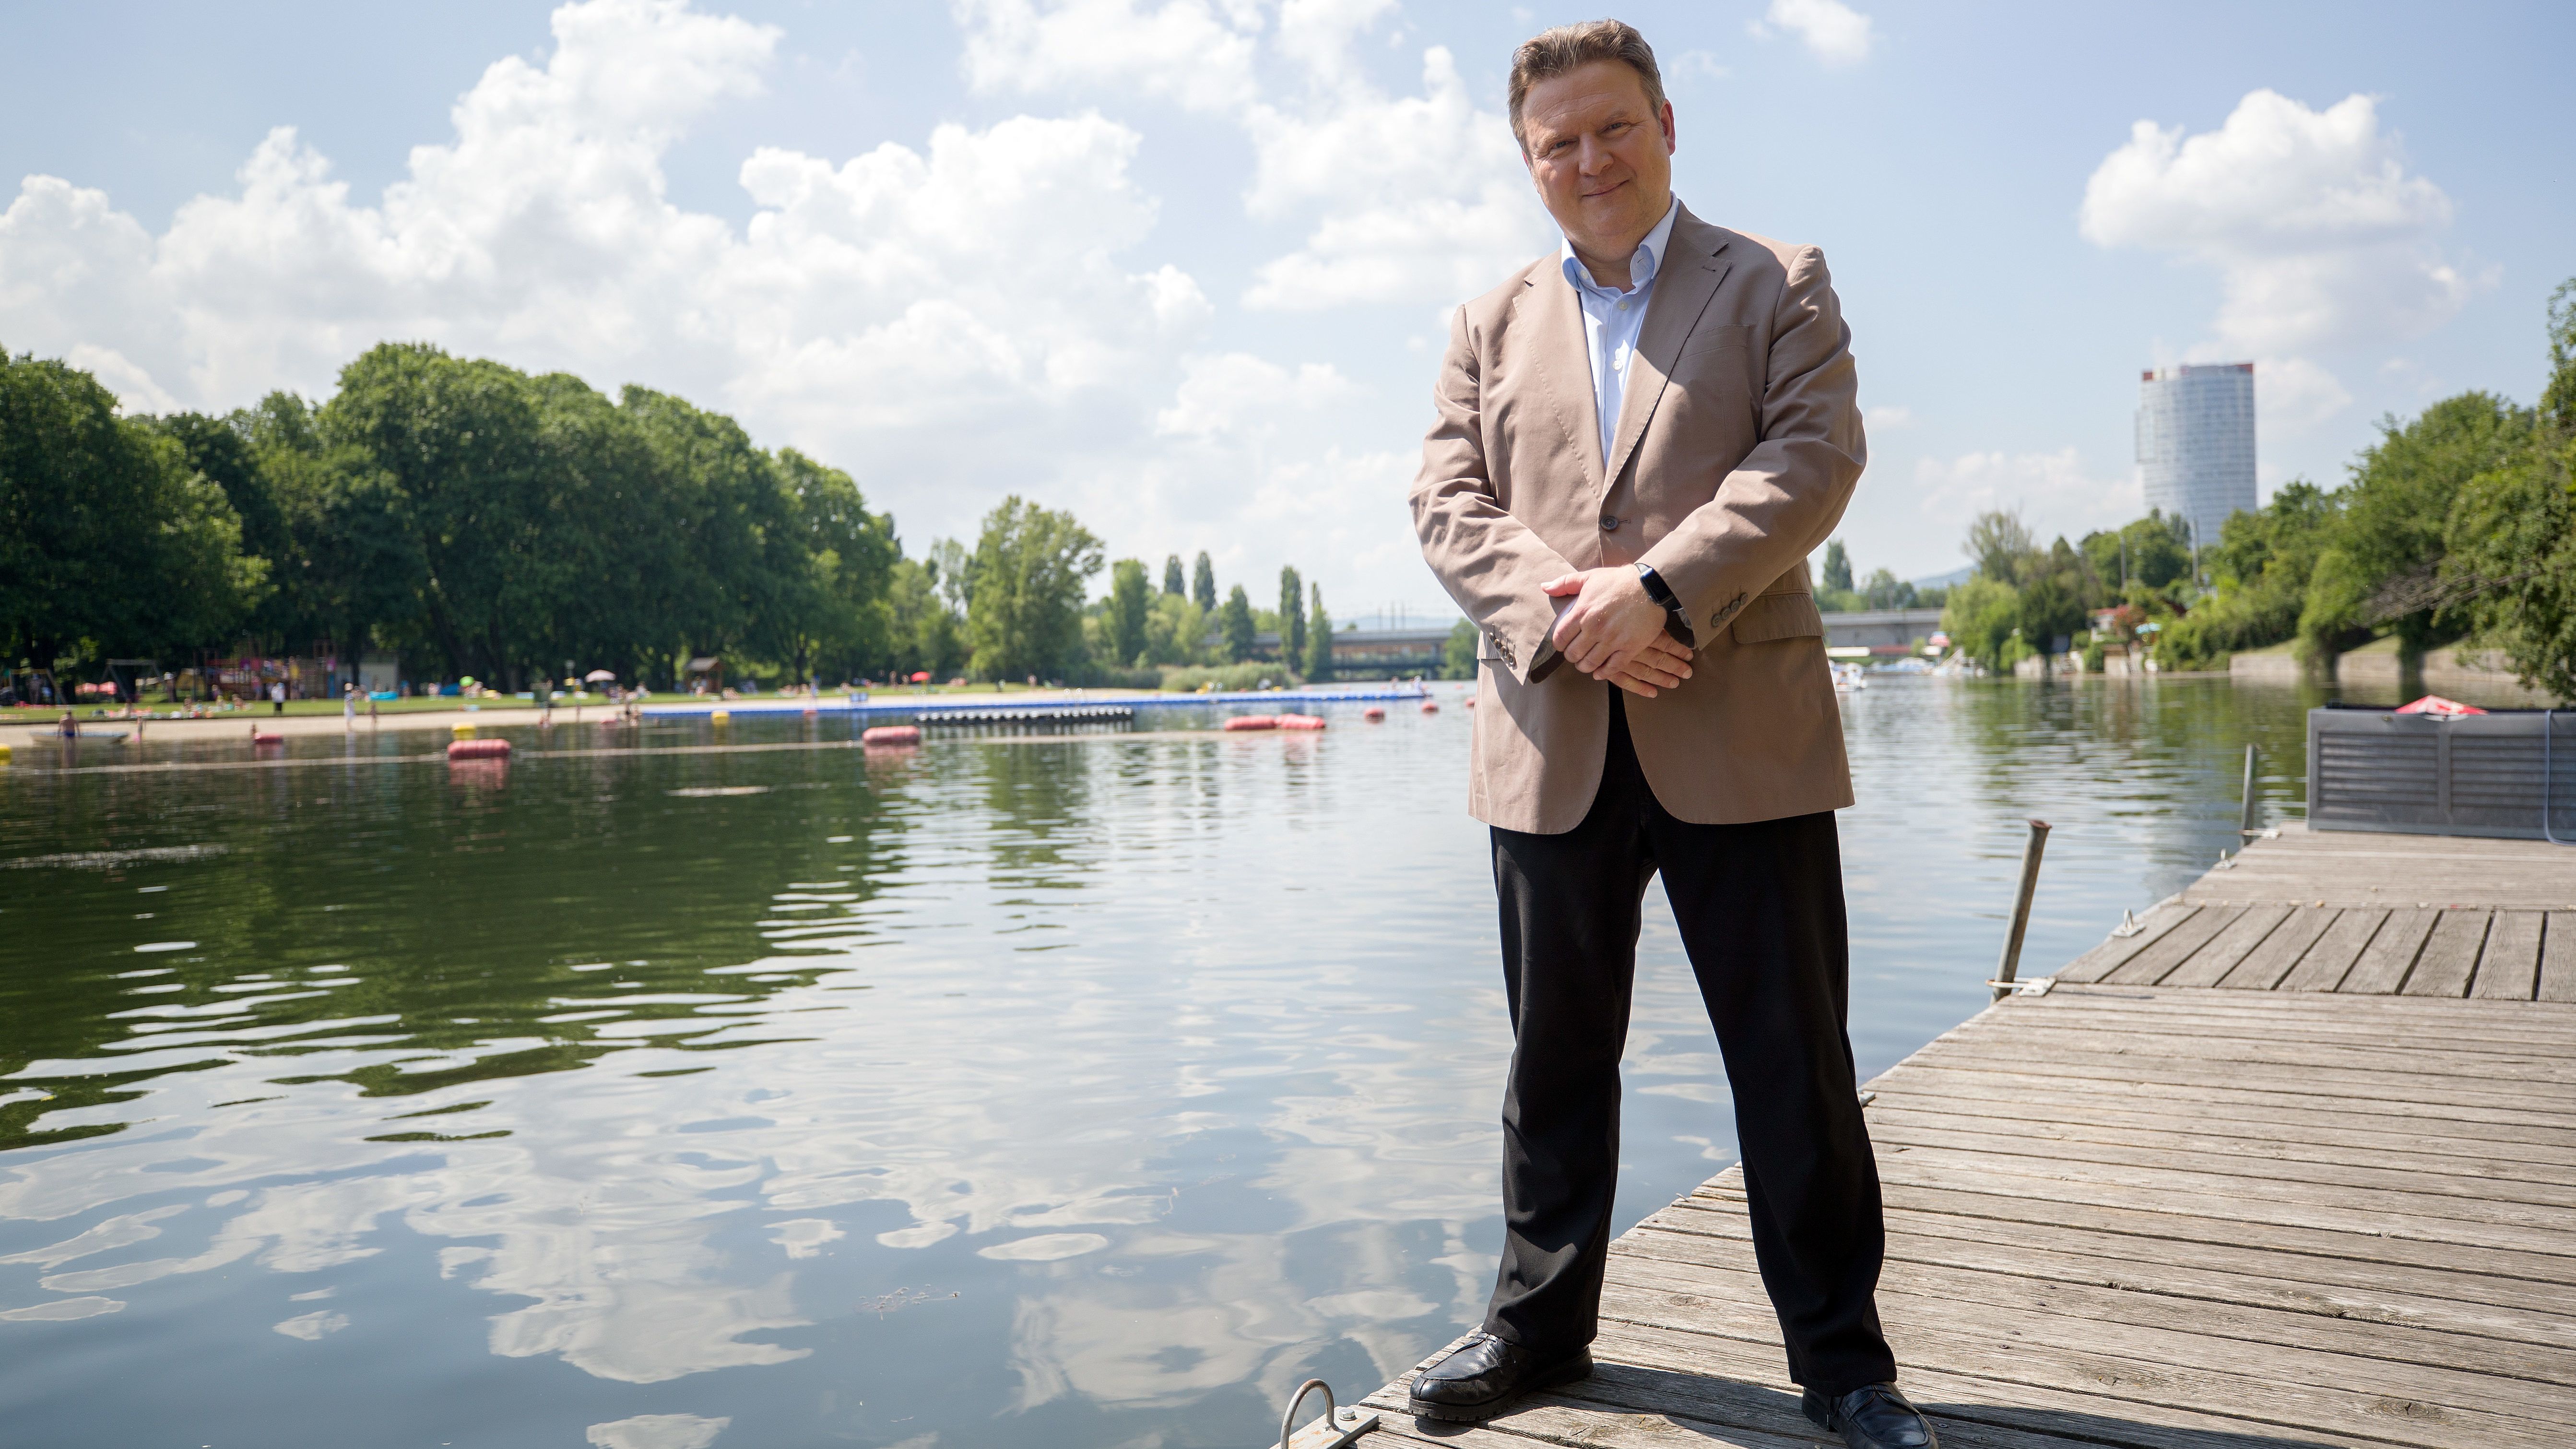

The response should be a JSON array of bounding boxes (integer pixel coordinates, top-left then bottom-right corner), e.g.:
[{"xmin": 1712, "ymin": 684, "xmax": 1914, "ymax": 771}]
[{"xmin": 1406, "ymin": 23, "xmax": 1933, "ymax": 1449}]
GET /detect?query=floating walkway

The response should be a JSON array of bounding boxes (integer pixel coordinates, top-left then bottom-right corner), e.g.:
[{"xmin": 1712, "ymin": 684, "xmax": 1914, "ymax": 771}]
[
  {"xmin": 638, "ymin": 686, "xmax": 1428, "ymax": 720},
  {"xmin": 1359, "ymin": 821, "xmax": 2576, "ymax": 1449},
  {"xmin": 914, "ymin": 703, "xmax": 1135, "ymax": 726}
]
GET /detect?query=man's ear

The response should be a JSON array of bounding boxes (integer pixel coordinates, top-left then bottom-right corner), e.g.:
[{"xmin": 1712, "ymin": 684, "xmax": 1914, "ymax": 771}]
[{"xmin": 1659, "ymin": 101, "xmax": 1677, "ymax": 154}]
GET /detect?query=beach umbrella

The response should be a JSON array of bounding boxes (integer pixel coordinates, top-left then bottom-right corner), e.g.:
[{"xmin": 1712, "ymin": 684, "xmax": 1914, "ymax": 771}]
[
  {"xmin": 909, "ymin": 671, "xmax": 931, "ymax": 683},
  {"xmin": 585, "ymin": 669, "xmax": 616, "ymax": 682}
]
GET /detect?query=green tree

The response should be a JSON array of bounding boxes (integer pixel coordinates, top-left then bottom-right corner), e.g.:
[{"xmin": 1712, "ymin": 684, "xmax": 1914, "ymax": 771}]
[
  {"xmin": 1821, "ymin": 539, "xmax": 1853, "ymax": 592},
  {"xmin": 1163, "ymin": 554, "xmax": 1186, "ymax": 596},
  {"xmin": 1142, "ymin": 592, "xmax": 1207, "ymax": 665},
  {"xmin": 966, "ymin": 497, "xmax": 1103, "ymax": 680},
  {"xmin": 1963, "ymin": 509, "xmax": 2036, "ymax": 583},
  {"xmin": 2011, "ymin": 537, "xmax": 2092, "ymax": 650},
  {"xmin": 2444, "ymin": 278, "xmax": 2576, "ymax": 697},
  {"xmin": 1109, "ymin": 558, "xmax": 1150, "ymax": 666},
  {"xmin": 2079, "ymin": 511, "xmax": 2195, "ymax": 597},
  {"xmin": 323, "ymin": 344, "xmax": 558, "ymax": 686},
  {"xmin": 0, "ymin": 352, "xmax": 261, "ymax": 674},
  {"xmin": 1221, "ymin": 583, "xmax": 1256, "ymax": 662},
  {"xmin": 1860, "ymin": 567, "xmax": 1916, "ymax": 610},
  {"xmin": 240, "ymin": 390, "xmax": 424, "ymax": 673},
  {"xmin": 886, "ymin": 557, "xmax": 963, "ymax": 679},
  {"xmin": 1278, "ymin": 565, "xmax": 1305, "ymax": 666},
  {"xmin": 1306, "ymin": 583, "xmax": 1333, "ymax": 682},
  {"xmin": 2158, "ymin": 482, "xmax": 2339, "ymax": 667},
  {"xmin": 1940, "ymin": 575, "xmax": 2022, "ymax": 672},
  {"xmin": 151, "ymin": 412, "xmax": 296, "ymax": 643},
  {"xmin": 773, "ymin": 447, "xmax": 897, "ymax": 683},
  {"xmin": 1192, "ymin": 551, "xmax": 1217, "ymax": 612},
  {"xmin": 2300, "ymin": 392, "xmax": 2531, "ymax": 662},
  {"xmin": 1442, "ymin": 619, "xmax": 1478, "ymax": 679}
]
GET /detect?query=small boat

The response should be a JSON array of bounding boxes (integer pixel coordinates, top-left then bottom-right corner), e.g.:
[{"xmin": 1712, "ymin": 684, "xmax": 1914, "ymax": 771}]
[{"xmin": 1832, "ymin": 662, "xmax": 1867, "ymax": 693}]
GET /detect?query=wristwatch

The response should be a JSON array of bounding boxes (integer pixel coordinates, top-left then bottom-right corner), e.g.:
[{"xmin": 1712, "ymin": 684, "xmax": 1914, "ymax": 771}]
[{"xmin": 1636, "ymin": 564, "xmax": 1697, "ymax": 647}]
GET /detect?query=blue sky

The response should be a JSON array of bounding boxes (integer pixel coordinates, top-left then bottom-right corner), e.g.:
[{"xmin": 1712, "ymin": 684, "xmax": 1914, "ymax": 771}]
[{"xmin": 5, "ymin": 0, "xmax": 2568, "ymax": 617}]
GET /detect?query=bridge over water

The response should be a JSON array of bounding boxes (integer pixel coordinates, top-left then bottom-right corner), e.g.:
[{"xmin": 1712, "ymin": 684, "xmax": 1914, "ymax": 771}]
[{"xmin": 1264, "ymin": 607, "xmax": 1944, "ymax": 677}]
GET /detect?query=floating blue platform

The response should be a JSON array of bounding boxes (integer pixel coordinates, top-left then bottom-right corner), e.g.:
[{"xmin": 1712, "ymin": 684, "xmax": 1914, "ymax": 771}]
[{"xmin": 637, "ymin": 687, "xmax": 1433, "ymax": 722}]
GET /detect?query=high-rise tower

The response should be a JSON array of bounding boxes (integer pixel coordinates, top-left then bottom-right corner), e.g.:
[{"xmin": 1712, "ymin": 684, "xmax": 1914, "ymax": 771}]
[{"xmin": 2136, "ymin": 362, "xmax": 2256, "ymax": 555}]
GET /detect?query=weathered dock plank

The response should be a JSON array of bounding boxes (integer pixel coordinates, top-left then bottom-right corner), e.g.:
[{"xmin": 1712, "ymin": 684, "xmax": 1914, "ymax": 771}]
[
  {"xmin": 2474, "ymin": 912, "xmax": 2547, "ymax": 999},
  {"xmin": 2273, "ymin": 906, "xmax": 2386, "ymax": 991},
  {"xmin": 1353, "ymin": 824, "xmax": 2576, "ymax": 1449},
  {"xmin": 2546, "ymin": 913, "xmax": 2576, "ymax": 1002}
]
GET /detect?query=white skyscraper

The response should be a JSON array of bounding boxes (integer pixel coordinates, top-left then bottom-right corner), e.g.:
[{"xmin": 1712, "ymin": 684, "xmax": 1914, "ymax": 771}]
[{"xmin": 2136, "ymin": 362, "xmax": 2257, "ymax": 554}]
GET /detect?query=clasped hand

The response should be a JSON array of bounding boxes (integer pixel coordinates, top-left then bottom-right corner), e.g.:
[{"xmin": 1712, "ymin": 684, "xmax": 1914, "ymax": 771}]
[{"xmin": 1541, "ymin": 568, "xmax": 1694, "ymax": 698}]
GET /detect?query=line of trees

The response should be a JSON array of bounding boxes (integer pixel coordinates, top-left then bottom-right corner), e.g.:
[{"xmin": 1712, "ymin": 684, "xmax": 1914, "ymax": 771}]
[
  {"xmin": 1937, "ymin": 279, "xmax": 2576, "ymax": 695},
  {"xmin": 4, "ymin": 339, "xmax": 1346, "ymax": 694},
  {"xmin": 1817, "ymin": 540, "xmax": 1950, "ymax": 613}
]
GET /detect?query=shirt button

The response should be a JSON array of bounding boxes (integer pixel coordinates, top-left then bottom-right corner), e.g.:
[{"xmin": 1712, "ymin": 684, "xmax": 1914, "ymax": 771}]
[{"xmin": 1599, "ymin": 514, "xmax": 1619, "ymax": 532}]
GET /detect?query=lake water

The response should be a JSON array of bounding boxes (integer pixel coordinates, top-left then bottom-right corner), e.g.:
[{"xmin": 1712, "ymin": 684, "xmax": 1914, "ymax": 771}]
[{"xmin": 0, "ymin": 675, "xmax": 2499, "ymax": 1447}]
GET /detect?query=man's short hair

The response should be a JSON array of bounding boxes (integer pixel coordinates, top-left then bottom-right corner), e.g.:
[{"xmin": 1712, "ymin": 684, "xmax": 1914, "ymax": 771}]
[{"xmin": 1508, "ymin": 19, "xmax": 1666, "ymax": 152}]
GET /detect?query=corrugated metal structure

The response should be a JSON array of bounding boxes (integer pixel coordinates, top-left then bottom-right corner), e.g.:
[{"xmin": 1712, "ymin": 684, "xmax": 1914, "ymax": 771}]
[{"xmin": 2309, "ymin": 706, "xmax": 2576, "ymax": 840}]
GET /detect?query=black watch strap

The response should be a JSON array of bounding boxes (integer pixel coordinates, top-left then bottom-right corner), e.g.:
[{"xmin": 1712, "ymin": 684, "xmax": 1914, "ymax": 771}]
[{"xmin": 1636, "ymin": 564, "xmax": 1697, "ymax": 647}]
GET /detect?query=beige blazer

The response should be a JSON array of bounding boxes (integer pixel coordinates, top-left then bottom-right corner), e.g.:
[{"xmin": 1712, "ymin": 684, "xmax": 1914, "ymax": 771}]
[{"xmin": 1412, "ymin": 204, "xmax": 1863, "ymax": 834}]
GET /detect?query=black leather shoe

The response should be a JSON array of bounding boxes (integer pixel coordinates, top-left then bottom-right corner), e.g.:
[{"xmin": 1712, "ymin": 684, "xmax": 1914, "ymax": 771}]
[
  {"xmin": 1802, "ymin": 1383, "xmax": 1939, "ymax": 1449},
  {"xmin": 1406, "ymin": 1330, "xmax": 1592, "ymax": 1422}
]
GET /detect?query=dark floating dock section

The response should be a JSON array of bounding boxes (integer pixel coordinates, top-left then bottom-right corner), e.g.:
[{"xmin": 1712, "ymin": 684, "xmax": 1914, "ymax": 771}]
[
  {"xmin": 911, "ymin": 703, "xmax": 1136, "ymax": 726},
  {"xmin": 1360, "ymin": 821, "xmax": 2576, "ymax": 1449}
]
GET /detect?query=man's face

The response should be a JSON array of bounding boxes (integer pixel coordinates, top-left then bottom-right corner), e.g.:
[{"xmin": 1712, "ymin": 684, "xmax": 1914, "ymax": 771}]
[{"xmin": 1519, "ymin": 60, "xmax": 1676, "ymax": 260}]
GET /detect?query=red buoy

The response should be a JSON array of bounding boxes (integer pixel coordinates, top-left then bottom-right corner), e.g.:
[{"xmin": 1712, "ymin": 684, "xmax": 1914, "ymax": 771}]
[
  {"xmin": 861, "ymin": 724, "xmax": 922, "ymax": 746},
  {"xmin": 1276, "ymin": 713, "xmax": 1326, "ymax": 731},
  {"xmin": 1221, "ymin": 715, "xmax": 1278, "ymax": 731},
  {"xmin": 447, "ymin": 738, "xmax": 512, "ymax": 760},
  {"xmin": 1464, "ymin": 698, "xmax": 1477, "ymax": 708},
  {"xmin": 250, "ymin": 730, "xmax": 284, "ymax": 746},
  {"xmin": 1362, "ymin": 706, "xmax": 1385, "ymax": 721},
  {"xmin": 1420, "ymin": 701, "xmax": 1439, "ymax": 714}
]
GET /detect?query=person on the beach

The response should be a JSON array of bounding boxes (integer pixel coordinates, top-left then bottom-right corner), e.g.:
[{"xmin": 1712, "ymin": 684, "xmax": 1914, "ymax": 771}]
[
  {"xmin": 270, "ymin": 680, "xmax": 286, "ymax": 715},
  {"xmin": 1405, "ymin": 22, "xmax": 1929, "ymax": 1449}
]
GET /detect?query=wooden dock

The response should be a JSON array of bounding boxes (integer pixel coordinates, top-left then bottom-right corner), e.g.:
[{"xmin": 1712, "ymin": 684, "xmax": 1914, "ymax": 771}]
[{"xmin": 1357, "ymin": 823, "xmax": 2576, "ymax": 1449}]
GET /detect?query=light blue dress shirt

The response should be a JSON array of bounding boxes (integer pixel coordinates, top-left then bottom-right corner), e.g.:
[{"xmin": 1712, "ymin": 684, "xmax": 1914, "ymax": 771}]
[{"xmin": 1560, "ymin": 198, "xmax": 1680, "ymax": 476}]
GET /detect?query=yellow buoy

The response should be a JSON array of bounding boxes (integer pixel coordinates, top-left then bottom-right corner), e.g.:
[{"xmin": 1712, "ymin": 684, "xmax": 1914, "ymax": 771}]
[
  {"xmin": 451, "ymin": 721, "xmax": 476, "ymax": 738},
  {"xmin": 710, "ymin": 709, "xmax": 731, "ymax": 724},
  {"xmin": 0, "ymin": 741, "xmax": 12, "ymax": 763}
]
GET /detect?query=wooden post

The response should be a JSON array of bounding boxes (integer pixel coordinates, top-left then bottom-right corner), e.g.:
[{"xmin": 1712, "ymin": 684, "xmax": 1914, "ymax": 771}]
[
  {"xmin": 2240, "ymin": 742, "xmax": 2259, "ymax": 838},
  {"xmin": 1994, "ymin": 820, "xmax": 2051, "ymax": 999}
]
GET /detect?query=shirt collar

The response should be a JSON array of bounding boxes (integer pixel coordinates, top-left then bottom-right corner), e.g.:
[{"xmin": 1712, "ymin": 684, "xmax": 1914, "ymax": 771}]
[{"xmin": 1560, "ymin": 197, "xmax": 1681, "ymax": 297}]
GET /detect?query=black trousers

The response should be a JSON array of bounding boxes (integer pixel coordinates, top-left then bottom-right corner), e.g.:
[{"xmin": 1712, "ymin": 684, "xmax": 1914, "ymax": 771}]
[{"xmin": 1484, "ymin": 692, "xmax": 1895, "ymax": 1393}]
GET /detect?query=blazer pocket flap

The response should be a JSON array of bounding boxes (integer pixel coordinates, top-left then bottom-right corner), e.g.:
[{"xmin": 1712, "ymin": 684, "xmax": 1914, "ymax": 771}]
[{"xmin": 1731, "ymin": 592, "xmax": 1825, "ymax": 645}]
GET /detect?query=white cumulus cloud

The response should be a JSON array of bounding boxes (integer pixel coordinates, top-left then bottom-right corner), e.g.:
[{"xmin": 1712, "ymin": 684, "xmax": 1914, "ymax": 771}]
[
  {"xmin": 1240, "ymin": 46, "xmax": 1544, "ymax": 311},
  {"xmin": 0, "ymin": 0, "xmax": 1231, "ymax": 569},
  {"xmin": 1914, "ymin": 448, "xmax": 2140, "ymax": 543},
  {"xmin": 955, "ymin": 0, "xmax": 1259, "ymax": 114},
  {"xmin": 2080, "ymin": 88, "xmax": 2480, "ymax": 426},
  {"xmin": 948, "ymin": 0, "xmax": 1548, "ymax": 314},
  {"xmin": 1749, "ymin": 0, "xmax": 1876, "ymax": 68}
]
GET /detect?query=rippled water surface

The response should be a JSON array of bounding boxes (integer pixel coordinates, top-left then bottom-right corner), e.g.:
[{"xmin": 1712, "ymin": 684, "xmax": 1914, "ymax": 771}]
[{"xmin": 0, "ymin": 677, "xmax": 2446, "ymax": 1446}]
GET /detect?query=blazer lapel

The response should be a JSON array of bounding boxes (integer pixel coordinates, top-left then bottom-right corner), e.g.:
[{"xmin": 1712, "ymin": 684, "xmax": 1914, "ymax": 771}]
[
  {"xmin": 1602, "ymin": 206, "xmax": 1732, "ymax": 492},
  {"xmin": 1516, "ymin": 264, "xmax": 1604, "ymax": 492}
]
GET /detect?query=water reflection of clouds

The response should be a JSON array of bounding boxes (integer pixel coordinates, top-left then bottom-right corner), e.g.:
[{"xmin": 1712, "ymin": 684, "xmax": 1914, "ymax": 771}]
[
  {"xmin": 10, "ymin": 696, "xmax": 2204, "ymax": 1442},
  {"xmin": 5, "ymin": 728, "xmax": 1528, "ymax": 1408}
]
